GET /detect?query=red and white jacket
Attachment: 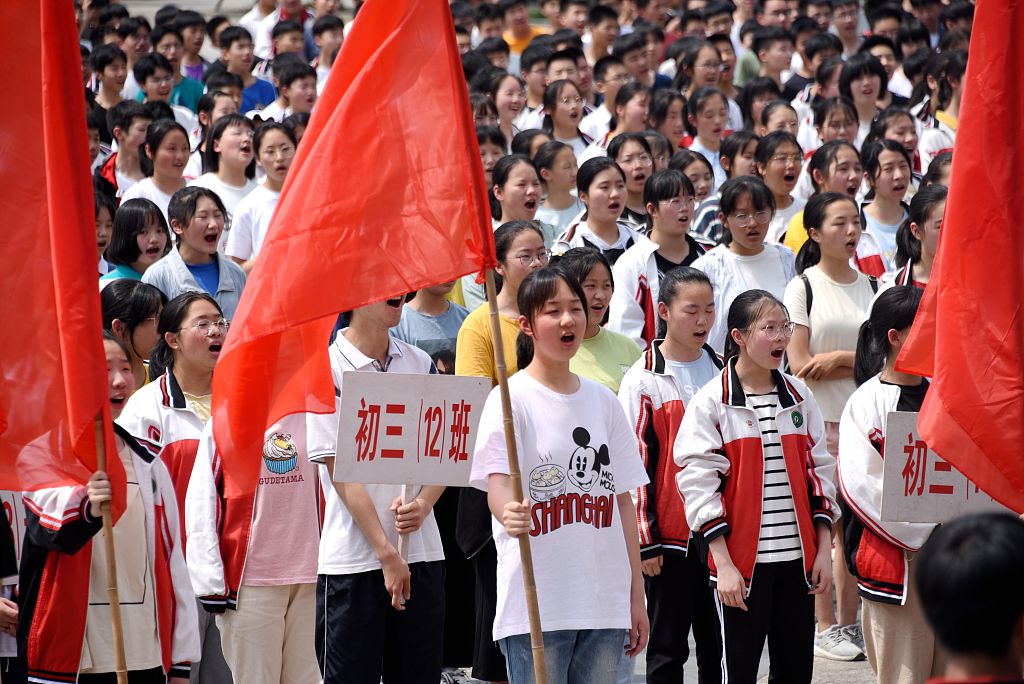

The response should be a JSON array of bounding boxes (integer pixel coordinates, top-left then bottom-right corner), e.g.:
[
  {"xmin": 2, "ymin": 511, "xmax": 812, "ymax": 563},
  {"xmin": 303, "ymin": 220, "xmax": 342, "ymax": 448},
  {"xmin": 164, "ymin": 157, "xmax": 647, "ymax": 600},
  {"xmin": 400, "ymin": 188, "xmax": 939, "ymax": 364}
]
[
  {"xmin": 619, "ymin": 340, "xmax": 722, "ymax": 558},
  {"xmin": 185, "ymin": 416, "xmax": 324, "ymax": 612},
  {"xmin": 608, "ymin": 234, "xmax": 706, "ymax": 349},
  {"xmin": 838, "ymin": 375, "xmax": 935, "ymax": 605},
  {"xmin": 116, "ymin": 369, "xmax": 205, "ymax": 537},
  {"xmin": 674, "ymin": 360, "xmax": 839, "ymax": 593},
  {"xmin": 17, "ymin": 424, "xmax": 199, "ymax": 683}
]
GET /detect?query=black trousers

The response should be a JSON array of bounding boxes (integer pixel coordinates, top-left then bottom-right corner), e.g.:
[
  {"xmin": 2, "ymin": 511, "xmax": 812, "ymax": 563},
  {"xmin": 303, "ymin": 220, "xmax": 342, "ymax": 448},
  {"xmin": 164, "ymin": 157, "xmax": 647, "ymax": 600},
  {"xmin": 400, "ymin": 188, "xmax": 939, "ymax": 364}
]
[
  {"xmin": 716, "ymin": 559, "xmax": 815, "ymax": 684},
  {"xmin": 316, "ymin": 561, "xmax": 445, "ymax": 684},
  {"xmin": 77, "ymin": 668, "xmax": 167, "ymax": 683},
  {"xmin": 645, "ymin": 551, "xmax": 722, "ymax": 684}
]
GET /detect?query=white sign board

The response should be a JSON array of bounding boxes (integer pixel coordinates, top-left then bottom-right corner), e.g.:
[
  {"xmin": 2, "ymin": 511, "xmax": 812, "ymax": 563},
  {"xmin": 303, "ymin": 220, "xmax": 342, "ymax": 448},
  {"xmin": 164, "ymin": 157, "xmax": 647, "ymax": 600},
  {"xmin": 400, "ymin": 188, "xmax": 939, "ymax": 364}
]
[
  {"xmin": 880, "ymin": 411, "xmax": 1008, "ymax": 523},
  {"xmin": 334, "ymin": 372, "xmax": 492, "ymax": 486}
]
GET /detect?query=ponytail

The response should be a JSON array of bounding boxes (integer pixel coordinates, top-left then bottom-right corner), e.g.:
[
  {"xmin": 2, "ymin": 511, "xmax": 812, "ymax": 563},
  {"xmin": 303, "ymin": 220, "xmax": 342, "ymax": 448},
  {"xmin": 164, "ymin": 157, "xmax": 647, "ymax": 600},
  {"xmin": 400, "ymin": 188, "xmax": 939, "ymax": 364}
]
[
  {"xmin": 894, "ymin": 184, "xmax": 947, "ymax": 269},
  {"xmin": 796, "ymin": 192, "xmax": 855, "ymax": 274},
  {"xmin": 853, "ymin": 285, "xmax": 922, "ymax": 385},
  {"xmin": 723, "ymin": 289, "xmax": 786, "ymax": 361}
]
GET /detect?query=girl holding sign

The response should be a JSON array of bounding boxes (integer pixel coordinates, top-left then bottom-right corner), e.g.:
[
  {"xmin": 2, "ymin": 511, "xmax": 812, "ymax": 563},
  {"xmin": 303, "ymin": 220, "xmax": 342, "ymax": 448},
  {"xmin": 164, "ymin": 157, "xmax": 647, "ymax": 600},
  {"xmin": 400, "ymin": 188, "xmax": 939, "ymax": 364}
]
[
  {"xmin": 306, "ymin": 296, "xmax": 446, "ymax": 684},
  {"xmin": 837, "ymin": 285, "xmax": 941, "ymax": 683},
  {"xmin": 471, "ymin": 266, "xmax": 650, "ymax": 684}
]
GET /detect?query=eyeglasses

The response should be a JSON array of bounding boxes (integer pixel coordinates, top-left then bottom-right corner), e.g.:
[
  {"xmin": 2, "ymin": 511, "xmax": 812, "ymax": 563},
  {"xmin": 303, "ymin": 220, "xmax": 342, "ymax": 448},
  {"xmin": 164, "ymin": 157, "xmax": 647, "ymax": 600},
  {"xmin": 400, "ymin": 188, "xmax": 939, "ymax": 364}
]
[
  {"xmin": 834, "ymin": 10, "xmax": 858, "ymax": 21},
  {"xmin": 149, "ymin": 76, "xmax": 174, "ymax": 86},
  {"xmin": 769, "ymin": 154, "xmax": 802, "ymax": 166},
  {"xmin": 600, "ymin": 74, "xmax": 631, "ymax": 85},
  {"xmin": 188, "ymin": 318, "xmax": 230, "ymax": 336},
  {"xmin": 746, "ymin": 321, "xmax": 796, "ymax": 340},
  {"xmin": 824, "ymin": 120, "xmax": 856, "ymax": 131},
  {"xmin": 558, "ymin": 95, "xmax": 584, "ymax": 105},
  {"xmin": 513, "ymin": 249, "xmax": 552, "ymax": 267},
  {"xmin": 663, "ymin": 197, "xmax": 698, "ymax": 211},
  {"xmin": 695, "ymin": 62, "xmax": 724, "ymax": 72},
  {"xmin": 731, "ymin": 209, "xmax": 772, "ymax": 226},
  {"xmin": 618, "ymin": 153, "xmax": 653, "ymax": 166}
]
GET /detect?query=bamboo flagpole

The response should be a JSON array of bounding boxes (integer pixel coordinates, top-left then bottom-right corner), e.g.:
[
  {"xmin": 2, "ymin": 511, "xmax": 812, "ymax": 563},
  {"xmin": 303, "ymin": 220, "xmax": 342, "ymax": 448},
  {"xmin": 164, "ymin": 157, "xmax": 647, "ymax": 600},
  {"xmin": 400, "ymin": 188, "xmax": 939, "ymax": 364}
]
[
  {"xmin": 93, "ymin": 417, "xmax": 129, "ymax": 684},
  {"xmin": 483, "ymin": 268, "xmax": 549, "ymax": 684}
]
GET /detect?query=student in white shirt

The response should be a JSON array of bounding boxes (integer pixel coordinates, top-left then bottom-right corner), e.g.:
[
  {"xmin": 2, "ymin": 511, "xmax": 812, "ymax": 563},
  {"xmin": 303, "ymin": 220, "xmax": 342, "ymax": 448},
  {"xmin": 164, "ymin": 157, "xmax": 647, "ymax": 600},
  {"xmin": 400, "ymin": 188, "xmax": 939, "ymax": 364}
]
[
  {"xmin": 691, "ymin": 176, "xmax": 796, "ymax": 353},
  {"xmin": 471, "ymin": 266, "xmax": 649, "ymax": 684},
  {"xmin": 188, "ymin": 114, "xmax": 258, "ymax": 253},
  {"xmin": 754, "ymin": 131, "xmax": 806, "ymax": 243},
  {"xmin": 226, "ymin": 123, "xmax": 296, "ymax": 273},
  {"xmin": 542, "ymin": 79, "xmax": 593, "ymax": 160},
  {"xmin": 534, "ymin": 141, "xmax": 586, "ymax": 233},
  {"xmin": 580, "ymin": 56, "xmax": 629, "ymax": 143},
  {"xmin": 306, "ymin": 297, "xmax": 446, "ymax": 684},
  {"xmin": 783, "ymin": 192, "xmax": 880, "ymax": 661},
  {"xmin": 121, "ymin": 120, "xmax": 190, "ymax": 226},
  {"xmin": 554, "ymin": 158, "xmax": 640, "ymax": 266},
  {"xmin": 578, "ymin": 82, "xmax": 651, "ymax": 165},
  {"xmin": 607, "ymin": 133, "xmax": 654, "ymax": 230},
  {"xmin": 686, "ymin": 88, "xmax": 730, "ymax": 192},
  {"xmin": 186, "ymin": 90, "xmax": 240, "ymax": 180}
]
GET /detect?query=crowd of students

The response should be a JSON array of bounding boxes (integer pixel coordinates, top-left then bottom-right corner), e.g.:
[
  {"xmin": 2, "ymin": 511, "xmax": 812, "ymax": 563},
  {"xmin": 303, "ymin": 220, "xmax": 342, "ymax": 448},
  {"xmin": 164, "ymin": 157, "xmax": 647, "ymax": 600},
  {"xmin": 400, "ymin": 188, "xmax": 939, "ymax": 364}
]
[{"xmin": 2, "ymin": 0, "xmax": 1019, "ymax": 683}]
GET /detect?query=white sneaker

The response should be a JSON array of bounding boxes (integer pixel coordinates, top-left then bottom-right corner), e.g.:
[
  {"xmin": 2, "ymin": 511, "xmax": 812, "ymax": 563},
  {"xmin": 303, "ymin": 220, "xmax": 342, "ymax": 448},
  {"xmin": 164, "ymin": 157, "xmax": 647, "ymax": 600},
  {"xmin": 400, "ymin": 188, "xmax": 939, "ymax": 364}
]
[
  {"xmin": 814, "ymin": 624, "xmax": 865, "ymax": 661},
  {"xmin": 840, "ymin": 623, "xmax": 866, "ymax": 653}
]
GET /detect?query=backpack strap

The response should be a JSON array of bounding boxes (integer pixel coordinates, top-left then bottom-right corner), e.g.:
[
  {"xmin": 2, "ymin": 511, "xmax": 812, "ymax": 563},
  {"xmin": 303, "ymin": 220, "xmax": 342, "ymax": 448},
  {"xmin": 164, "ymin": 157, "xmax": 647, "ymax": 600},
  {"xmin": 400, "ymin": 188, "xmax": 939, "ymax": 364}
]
[
  {"xmin": 799, "ymin": 272, "xmax": 813, "ymax": 318},
  {"xmin": 868, "ymin": 275, "xmax": 879, "ymax": 293}
]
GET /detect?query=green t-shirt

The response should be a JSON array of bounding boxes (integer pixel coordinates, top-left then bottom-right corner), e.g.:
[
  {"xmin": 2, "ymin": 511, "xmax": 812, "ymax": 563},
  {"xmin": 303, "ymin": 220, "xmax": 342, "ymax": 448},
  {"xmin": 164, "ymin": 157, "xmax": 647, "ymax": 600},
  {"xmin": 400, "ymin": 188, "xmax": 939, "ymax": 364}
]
[
  {"xmin": 136, "ymin": 76, "xmax": 204, "ymax": 113},
  {"xmin": 570, "ymin": 328, "xmax": 642, "ymax": 394}
]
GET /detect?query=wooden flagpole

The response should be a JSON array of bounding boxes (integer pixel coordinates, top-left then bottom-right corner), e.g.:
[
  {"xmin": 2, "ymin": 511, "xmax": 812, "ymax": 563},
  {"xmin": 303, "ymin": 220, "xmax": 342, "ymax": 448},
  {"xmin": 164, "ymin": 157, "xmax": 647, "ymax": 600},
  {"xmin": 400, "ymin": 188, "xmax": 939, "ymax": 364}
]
[
  {"xmin": 94, "ymin": 416, "xmax": 129, "ymax": 684},
  {"xmin": 484, "ymin": 268, "xmax": 549, "ymax": 684}
]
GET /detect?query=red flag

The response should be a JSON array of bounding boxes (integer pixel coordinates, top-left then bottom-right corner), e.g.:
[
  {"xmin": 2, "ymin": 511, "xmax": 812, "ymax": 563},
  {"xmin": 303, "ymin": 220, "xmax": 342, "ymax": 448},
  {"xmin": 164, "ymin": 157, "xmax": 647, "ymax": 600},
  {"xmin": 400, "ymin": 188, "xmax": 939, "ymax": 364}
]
[
  {"xmin": 212, "ymin": 0, "xmax": 496, "ymax": 497},
  {"xmin": 0, "ymin": 3, "xmax": 121, "ymax": 500},
  {"xmin": 897, "ymin": 0, "xmax": 1024, "ymax": 512}
]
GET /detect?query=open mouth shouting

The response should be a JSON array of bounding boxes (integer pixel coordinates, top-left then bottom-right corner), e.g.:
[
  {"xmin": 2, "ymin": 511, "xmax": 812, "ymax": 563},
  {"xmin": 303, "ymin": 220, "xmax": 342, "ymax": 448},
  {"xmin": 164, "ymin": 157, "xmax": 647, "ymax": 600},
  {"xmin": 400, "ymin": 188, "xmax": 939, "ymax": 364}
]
[
  {"xmin": 385, "ymin": 296, "xmax": 404, "ymax": 309},
  {"xmin": 208, "ymin": 340, "xmax": 223, "ymax": 358},
  {"xmin": 559, "ymin": 330, "xmax": 577, "ymax": 347},
  {"xmin": 770, "ymin": 346, "xmax": 785, "ymax": 361},
  {"xmin": 204, "ymin": 232, "xmax": 220, "ymax": 247},
  {"xmin": 524, "ymin": 197, "xmax": 538, "ymax": 212},
  {"xmin": 109, "ymin": 391, "xmax": 128, "ymax": 408},
  {"xmin": 782, "ymin": 172, "xmax": 797, "ymax": 187}
]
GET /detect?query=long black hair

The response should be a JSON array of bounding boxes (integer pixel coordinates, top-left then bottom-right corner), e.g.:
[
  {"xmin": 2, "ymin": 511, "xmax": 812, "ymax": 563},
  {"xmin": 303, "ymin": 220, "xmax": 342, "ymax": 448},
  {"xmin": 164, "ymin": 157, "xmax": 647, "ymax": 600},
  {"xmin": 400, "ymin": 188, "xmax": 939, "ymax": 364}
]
[
  {"xmin": 894, "ymin": 184, "xmax": 947, "ymax": 269},
  {"xmin": 149, "ymin": 291, "xmax": 222, "ymax": 379},
  {"xmin": 657, "ymin": 266, "xmax": 713, "ymax": 339},
  {"xmin": 101, "ymin": 280, "xmax": 168, "ymax": 361},
  {"xmin": 853, "ymin": 285, "xmax": 922, "ymax": 386},
  {"xmin": 489, "ymin": 154, "xmax": 537, "ymax": 220},
  {"xmin": 515, "ymin": 265, "xmax": 588, "ymax": 368},
  {"xmin": 723, "ymin": 289, "xmax": 788, "ymax": 361},
  {"xmin": 795, "ymin": 192, "xmax": 858, "ymax": 273}
]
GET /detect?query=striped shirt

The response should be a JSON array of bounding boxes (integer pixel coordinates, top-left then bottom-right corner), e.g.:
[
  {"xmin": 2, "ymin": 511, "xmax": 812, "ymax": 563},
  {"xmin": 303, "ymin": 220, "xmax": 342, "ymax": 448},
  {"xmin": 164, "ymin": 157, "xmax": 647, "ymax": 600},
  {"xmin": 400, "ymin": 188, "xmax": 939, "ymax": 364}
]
[{"xmin": 748, "ymin": 392, "xmax": 802, "ymax": 563}]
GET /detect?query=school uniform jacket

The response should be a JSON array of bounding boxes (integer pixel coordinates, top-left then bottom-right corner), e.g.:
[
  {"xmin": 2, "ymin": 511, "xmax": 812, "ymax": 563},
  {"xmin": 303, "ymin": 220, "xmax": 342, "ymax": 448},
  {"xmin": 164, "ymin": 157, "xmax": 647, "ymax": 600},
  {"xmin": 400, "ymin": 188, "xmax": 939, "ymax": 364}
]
[
  {"xmin": 553, "ymin": 220, "xmax": 640, "ymax": 265},
  {"xmin": 185, "ymin": 419, "xmax": 324, "ymax": 613},
  {"xmin": 608, "ymin": 234, "xmax": 706, "ymax": 349},
  {"xmin": 674, "ymin": 360, "xmax": 839, "ymax": 593},
  {"xmin": 837, "ymin": 375, "xmax": 935, "ymax": 605},
  {"xmin": 619, "ymin": 340, "xmax": 723, "ymax": 559},
  {"xmin": 17, "ymin": 424, "xmax": 199, "ymax": 683},
  {"xmin": 116, "ymin": 369, "xmax": 206, "ymax": 537}
]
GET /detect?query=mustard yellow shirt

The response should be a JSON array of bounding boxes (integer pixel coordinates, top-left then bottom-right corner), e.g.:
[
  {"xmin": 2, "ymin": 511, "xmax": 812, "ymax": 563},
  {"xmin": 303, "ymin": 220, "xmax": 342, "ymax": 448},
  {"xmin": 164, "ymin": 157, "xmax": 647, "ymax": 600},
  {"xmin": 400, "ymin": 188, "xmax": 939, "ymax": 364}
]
[
  {"xmin": 455, "ymin": 303, "xmax": 520, "ymax": 386},
  {"xmin": 783, "ymin": 209, "xmax": 808, "ymax": 254}
]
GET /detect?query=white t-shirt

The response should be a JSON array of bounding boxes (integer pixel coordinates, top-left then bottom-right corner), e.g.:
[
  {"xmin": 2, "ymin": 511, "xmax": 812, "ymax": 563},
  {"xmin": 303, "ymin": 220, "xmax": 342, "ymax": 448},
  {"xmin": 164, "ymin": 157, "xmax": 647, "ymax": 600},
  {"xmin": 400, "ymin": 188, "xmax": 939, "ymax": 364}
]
[
  {"xmin": 470, "ymin": 371, "xmax": 649, "ymax": 640},
  {"xmin": 665, "ymin": 354, "xmax": 719, "ymax": 405},
  {"xmin": 768, "ymin": 196, "xmax": 807, "ymax": 243},
  {"xmin": 535, "ymin": 197, "xmax": 586, "ymax": 234},
  {"xmin": 556, "ymin": 135, "xmax": 589, "ymax": 161},
  {"xmin": 726, "ymin": 248, "xmax": 790, "ymax": 301},
  {"xmin": 784, "ymin": 267, "xmax": 875, "ymax": 422},
  {"xmin": 120, "ymin": 178, "xmax": 175, "ymax": 226},
  {"xmin": 580, "ymin": 106, "xmax": 612, "ymax": 143},
  {"xmin": 224, "ymin": 184, "xmax": 281, "ymax": 261},
  {"xmin": 306, "ymin": 332, "xmax": 445, "ymax": 575},
  {"xmin": 687, "ymin": 139, "xmax": 727, "ymax": 193}
]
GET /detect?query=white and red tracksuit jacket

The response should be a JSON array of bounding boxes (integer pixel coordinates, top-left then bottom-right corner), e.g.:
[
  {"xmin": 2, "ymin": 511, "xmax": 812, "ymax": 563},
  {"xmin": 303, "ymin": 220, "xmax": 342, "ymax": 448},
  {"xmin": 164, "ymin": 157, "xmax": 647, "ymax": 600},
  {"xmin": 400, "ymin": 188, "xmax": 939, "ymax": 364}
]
[
  {"xmin": 116, "ymin": 369, "xmax": 205, "ymax": 539},
  {"xmin": 17, "ymin": 424, "xmax": 199, "ymax": 683},
  {"xmin": 838, "ymin": 375, "xmax": 935, "ymax": 605},
  {"xmin": 608, "ymin": 234, "xmax": 706, "ymax": 349},
  {"xmin": 674, "ymin": 360, "xmax": 839, "ymax": 592},
  {"xmin": 185, "ymin": 417, "xmax": 324, "ymax": 612},
  {"xmin": 619, "ymin": 340, "xmax": 723, "ymax": 558}
]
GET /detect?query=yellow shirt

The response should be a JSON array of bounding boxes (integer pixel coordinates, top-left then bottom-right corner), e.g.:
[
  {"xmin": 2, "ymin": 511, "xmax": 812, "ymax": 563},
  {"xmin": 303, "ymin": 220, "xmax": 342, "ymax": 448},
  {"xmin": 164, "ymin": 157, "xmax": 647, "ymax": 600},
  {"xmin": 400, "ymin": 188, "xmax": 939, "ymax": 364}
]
[
  {"xmin": 935, "ymin": 110, "xmax": 958, "ymax": 131},
  {"xmin": 455, "ymin": 303, "xmax": 520, "ymax": 386},
  {"xmin": 183, "ymin": 391, "xmax": 212, "ymax": 423},
  {"xmin": 570, "ymin": 328, "xmax": 643, "ymax": 394},
  {"xmin": 783, "ymin": 210, "xmax": 808, "ymax": 254},
  {"xmin": 503, "ymin": 26, "xmax": 548, "ymax": 55}
]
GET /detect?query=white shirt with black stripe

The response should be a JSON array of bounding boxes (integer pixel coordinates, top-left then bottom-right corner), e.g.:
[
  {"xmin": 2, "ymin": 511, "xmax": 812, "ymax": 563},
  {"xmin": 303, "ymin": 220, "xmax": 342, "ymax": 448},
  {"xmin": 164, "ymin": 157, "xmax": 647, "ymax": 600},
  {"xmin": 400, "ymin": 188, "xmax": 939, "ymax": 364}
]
[{"xmin": 748, "ymin": 392, "xmax": 802, "ymax": 563}]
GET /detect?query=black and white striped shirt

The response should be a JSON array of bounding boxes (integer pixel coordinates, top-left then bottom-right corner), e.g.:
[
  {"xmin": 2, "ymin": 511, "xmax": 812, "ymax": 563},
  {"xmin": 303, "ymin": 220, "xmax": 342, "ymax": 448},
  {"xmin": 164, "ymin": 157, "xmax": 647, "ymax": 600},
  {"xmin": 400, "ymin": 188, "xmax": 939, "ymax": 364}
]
[{"xmin": 748, "ymin": 392, "xmax": 802, "ymax": 563}]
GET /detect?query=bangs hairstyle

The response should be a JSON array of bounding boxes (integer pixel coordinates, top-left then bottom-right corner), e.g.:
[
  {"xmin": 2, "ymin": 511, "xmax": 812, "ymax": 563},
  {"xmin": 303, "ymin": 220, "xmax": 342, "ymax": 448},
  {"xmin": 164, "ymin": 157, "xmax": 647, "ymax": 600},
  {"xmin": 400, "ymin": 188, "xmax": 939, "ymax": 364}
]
[
  {"xmin": 657, "ymin": 264, "xmax": 714, "ymax": 338},
  {"xmin": 737, "ymin": 77, "xmax": 781, "ymax": 131},
  {"xmin": 647, "ymin": 89, "xmax": 687, "ymax": 133},
  {"xmin": 101, "ymin": 280, "xmax": 168, "ymax": 354},
  {"xmin": 720, "ymin": 130, "xmax": 760, "ymax": 179},
  {"xmin": 510, "ymin": 129, "xmax": 547, "ymax": 157},
  {"xmin": 150, "ymin": 291, "xmax": 223, "ymax": 379},
  {"xmin": 476, "ymin": 124, "xmax": 507, "ymax": 152},
  {"xmin": 685, "ymin": 86, "xmax": 728, "ymax": 135},
  {"xmin": 555, "ymin": 247, "xmax": 615, "ymax": 293},
  {"xmin": 489, "ymin": 154, "xmax": 537, "ymax": 219},
  {"xmin": 723, "ymin": 289, "xmax": 789, "ymax": 361},
  {"xmin": 541, "ymin": 79, "xmax": 583, "ymax": 135},
  {"xmin": 577, "ymin": 156, "xmax": 625, "ymax": 196},
  {"xmin": 895, "ymin": 183, "xmax": 947, "ymax": 268},
  {"xmin": 643, "ymin": 169, "xmax": 695, "ymax": 230},
  {"xmin": 853, "ymin": 285, "xmax": 922, "ymax": 385},
  {"xmin": 808, "ymin": 139, "xmax": 860, "ymax": 192},
  {"xmin": 718, "ymin": 175, "xmax": 776, "ymax": 246},
  {"xmin": 106, "ymin": 198, "xmax": 173, "ymax": 266},
  {"xmin": 167, "ymin": 186, "xmax": 228, "ymax": 238},
  {"xmin": 607, "ymin": 132, "xmax": 651, "ymax": 163},
  {"xmin": 515, "ymin": 265, "xmax": 589, "ymax": 368},
  {"xmin": 141, "ymin": 119, "xmax": 189, "ymax": 177},
  {"xmin": 839, "ymin": 52, "xmax": 889, "ymax": 101},
  {"xmin": 203, "ymin": 114, "xmax": 256, "ymax": 178},
  {"xmin": 255, "ymin": 121, "xmax": 297, "ymax": 151},
  {"xmin": 753, "ymin": 130, "xmax": 801, "ymax": 170},
  {"xmin": 813, "ymin": 95, "xmax": 857, "ymax": 128},
  {"xmin": 860, "ymin": 138, "xmax": 912, "ymax": 184},
  {"xmin": 795, "ymin": 192, "xmax": 858, "ymax": 273},
  {"xmin": 668, "ymin": 149, "xmax": 713, "ymax": 177},
  {"xmin": 867, "ymin": 107, "xmax": 916, "ymax": 147}
]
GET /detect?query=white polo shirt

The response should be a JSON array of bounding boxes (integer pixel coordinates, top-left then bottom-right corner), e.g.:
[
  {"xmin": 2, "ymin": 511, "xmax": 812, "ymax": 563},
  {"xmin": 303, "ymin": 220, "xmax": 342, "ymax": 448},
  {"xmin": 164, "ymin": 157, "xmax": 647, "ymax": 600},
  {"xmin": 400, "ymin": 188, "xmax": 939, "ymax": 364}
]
[{"xmin": 306, "ymin": 331, "xmax": 445, "ymax": 575}]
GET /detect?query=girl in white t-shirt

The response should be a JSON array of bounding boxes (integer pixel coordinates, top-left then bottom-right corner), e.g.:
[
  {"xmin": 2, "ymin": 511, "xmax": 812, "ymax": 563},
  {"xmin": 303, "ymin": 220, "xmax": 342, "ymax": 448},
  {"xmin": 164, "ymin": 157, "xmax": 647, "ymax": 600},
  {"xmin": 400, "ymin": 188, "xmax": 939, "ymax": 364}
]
[
  {"xmin": 754, "ymin": 131, "xmax": 807, "ymax": 243},
  {"xmin": 784, "ymin": 192, "xmax": 879, "ymax": 660},
  {"xmin": 535, "ymin": 141, "xmax": 585, "ymax": 233},
  {"xmin": 471, "ymin": 266, "xmax": 649, "ymax": 684},
  {"xmin": 120, "ymin": 120, "xmax": 190, "ymax": 225},
  {"xmin": 188, "ymin": 114, "xmax": 259, "ymax": 249},
  {"xmin": 686, "ymin": 88, "xmax": 730, "ymax": 193},
  {"xmin": 225, "ymin": 123, "xmax": 296, "ymax": 273},
  {"xmin": 691, "ymin": 176, "xmax": 797, "ymax": 353}
]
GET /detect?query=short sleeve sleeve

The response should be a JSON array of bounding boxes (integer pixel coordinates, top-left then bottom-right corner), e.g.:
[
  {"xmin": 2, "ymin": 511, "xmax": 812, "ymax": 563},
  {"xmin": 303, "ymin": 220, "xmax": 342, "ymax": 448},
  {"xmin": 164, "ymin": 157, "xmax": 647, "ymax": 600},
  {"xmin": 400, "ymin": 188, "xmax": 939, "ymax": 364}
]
[
  {"xmin": 784, "ymin": 274, "xmax": 810, "ymax": 328},
  {"xmin": 469, "ymin": 387, "xmax": 513, "ymax": 490}
]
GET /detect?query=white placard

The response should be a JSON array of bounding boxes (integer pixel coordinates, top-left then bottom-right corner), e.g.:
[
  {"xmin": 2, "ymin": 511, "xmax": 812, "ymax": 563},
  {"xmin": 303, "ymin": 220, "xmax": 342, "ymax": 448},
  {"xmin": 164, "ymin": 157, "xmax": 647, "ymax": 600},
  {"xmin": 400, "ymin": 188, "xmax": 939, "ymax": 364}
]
[
  {"xmin": 334, "ymin": 372, "xmax": 492, "ymax": 486},
  {"xmin": 880, "ymin": 411, "xmax": 1008, "ymax": 523}
]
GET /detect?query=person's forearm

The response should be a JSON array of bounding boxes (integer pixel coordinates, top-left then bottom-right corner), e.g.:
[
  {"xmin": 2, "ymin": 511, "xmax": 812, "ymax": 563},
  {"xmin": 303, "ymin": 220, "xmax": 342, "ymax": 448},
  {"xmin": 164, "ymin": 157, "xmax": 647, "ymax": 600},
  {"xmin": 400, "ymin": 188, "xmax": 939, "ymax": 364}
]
[
  {"xmin": 708, "ymin": 535, "xmax": 735, "ymax": 569},
  {"xmin": 487, "ymin": 473, "xmax": 515, "ymax": 520},
  {"xmin": 325, "ymin": 457, "xmax": 393, "ymax": 559},
  {"xmin": 416, "ymin": 485, "xmax": 445, "ymax": 510},
  {"xmin": 617, "ymin": 493, "xmax": 644, "ymax": 584}
]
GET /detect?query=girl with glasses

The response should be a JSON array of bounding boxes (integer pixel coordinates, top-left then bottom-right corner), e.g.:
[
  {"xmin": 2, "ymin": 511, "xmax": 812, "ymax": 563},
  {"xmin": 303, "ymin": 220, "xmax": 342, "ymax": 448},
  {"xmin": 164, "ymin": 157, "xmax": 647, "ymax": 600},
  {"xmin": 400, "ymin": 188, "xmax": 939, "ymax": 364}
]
[
  {"xmin": 676, "ymin": 288, "xmax": 838, "ymax": 684},
  {"xmin": 691, "ymin": 176, "xmax": 796, "ymax": 353},
  {"xmin": 607, "ymin": 132, "xmax": 655, "ymax": 230},
  {"xmin": 785, "ymin": 192, "xmax": 882, "ymax": 661},
  {"xmin": 609, "ymin": 170, "xmax": 707, "ymax": 349},
  {"xmin": 542, "ymin": 79, "xmax": 593, "ymax": 161},
  {"xmin": 754, "ymin": 131, "xmax": 806, "ymax": 243}
]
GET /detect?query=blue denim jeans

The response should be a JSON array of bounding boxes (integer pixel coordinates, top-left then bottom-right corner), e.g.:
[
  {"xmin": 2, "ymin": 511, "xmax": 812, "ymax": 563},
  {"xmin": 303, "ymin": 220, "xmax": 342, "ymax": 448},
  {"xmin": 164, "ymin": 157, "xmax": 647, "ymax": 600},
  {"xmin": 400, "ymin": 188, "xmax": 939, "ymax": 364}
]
[{"xmin": 499, "ymin": 628, "xmax": 627, "ymax": 684}]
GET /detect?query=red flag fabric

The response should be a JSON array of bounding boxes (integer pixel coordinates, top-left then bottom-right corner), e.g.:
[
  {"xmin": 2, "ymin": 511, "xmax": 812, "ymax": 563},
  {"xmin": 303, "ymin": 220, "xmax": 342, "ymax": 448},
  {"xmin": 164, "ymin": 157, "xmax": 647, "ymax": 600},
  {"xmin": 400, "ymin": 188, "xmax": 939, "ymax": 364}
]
[
  {"xmin": 0, "ymin": 3, "xmax": 122, "ymax": 501},
  {"xmin": 896, "ymin": 0, "xmax": 1024, "ymax": 512},
  {"xmin": 212, "ymin": 0, "xmax": 496, "ymax": 497}
]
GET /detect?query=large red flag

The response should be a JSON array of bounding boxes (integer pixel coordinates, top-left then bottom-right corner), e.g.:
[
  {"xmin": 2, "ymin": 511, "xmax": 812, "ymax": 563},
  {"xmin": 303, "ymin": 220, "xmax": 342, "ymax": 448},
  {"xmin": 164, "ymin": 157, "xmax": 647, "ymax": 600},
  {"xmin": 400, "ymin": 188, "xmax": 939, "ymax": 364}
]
[
  {"xmin": 0, "ymin": 3, "xmax": 121, "ymax": 500},
  {"xmin": 897, "ymin": 0, "xmax": 1024, "ymax": 512},
  {"xmin": 212, "ymin": 0, "xmax": 496, "ymax": 497}
]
